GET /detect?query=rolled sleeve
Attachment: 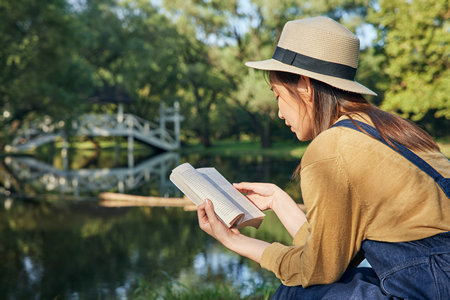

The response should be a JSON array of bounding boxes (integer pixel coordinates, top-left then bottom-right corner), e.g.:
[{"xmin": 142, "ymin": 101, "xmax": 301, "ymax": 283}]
[
  {"xmin": 292, "ymin": 221, "xmax": 309, "ymax": 246},
  {"xmin": 260, "ymin": 242, "xmax": 291, "ymax": 272},
  {"xmin": 260, "ymin": 242, "xmax": 306, "ymax": 286}
]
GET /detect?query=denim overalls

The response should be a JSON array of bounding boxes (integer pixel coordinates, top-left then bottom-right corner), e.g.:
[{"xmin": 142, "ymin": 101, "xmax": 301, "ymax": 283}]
[
  {"xmin": 271, "ymin": 232, "xmax": 450, "ymax": 299},
  {"xmin": 271, "ymin": 120, "xmax": 450, "ymax": 299}
]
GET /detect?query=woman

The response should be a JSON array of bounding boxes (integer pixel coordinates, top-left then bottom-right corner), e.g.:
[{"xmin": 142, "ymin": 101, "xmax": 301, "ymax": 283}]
[{"xmin": 197, "ymin": 16, "xmax": 450, "ymax": 299}]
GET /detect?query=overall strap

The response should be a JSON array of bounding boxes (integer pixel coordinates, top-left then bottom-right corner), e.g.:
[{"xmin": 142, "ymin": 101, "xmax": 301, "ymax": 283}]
[{"xmin": 332, "ymin": 119, "xmax": 450, "ymax": 198}]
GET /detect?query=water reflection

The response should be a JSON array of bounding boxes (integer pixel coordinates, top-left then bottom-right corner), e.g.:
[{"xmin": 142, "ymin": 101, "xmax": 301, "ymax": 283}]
[
  {"xmin": 0, "ymin": 151, "xmax": 302, "ymax": 299},
  {"xmin": 2, "ymin": 152, "xmax": 180, "ymax": 197},
  {"xmin": 0, "ymin": 200, "xmax": 288, "ymax": 299},
  {"xmin": 1, "ymin": 151, "xmax": 302, "ymax": 200}
]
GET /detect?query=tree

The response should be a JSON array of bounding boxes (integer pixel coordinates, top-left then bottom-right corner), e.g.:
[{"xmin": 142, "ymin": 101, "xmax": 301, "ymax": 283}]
[
  {"xmin": 162, "ymin": 0, "xmax": 377, "ymax": 147},
  {"xmin": 368, "ymin": 0, "xmax": 450, "ymax": 121},
  {"xmin": 229, "ymin": 0, "xmax": 376, "ymax": 147},
  {"xmin": 161, "ymin": 0, "xmax": 238, "ymax": 147},
  {"xmin": 76, "ymin": 0, "xmax": 185, "ymax": 119},
  {"xmin": 0, "ymin": 0, "xmax": 94, "ymax": 145}
]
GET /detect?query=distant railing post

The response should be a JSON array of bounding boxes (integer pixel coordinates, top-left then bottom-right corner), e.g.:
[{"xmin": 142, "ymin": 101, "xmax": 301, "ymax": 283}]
[
  {"xmin": 118, "ymin": 180, "xmax": 124, "ymax": 193},
  {"xmin": 117, "ymin": 103, "xmax": 124, "ymax": 124},
  {"xmin": 62, "ymin": 135, "xmax": 68, "ymax": 171},
  {"xmin": 159, "ymin": 102, "xmax": 166, "ymax": 141},
  {"xmin": 127, "ymin": 116, "xmax": 134, "ymax": 167},
  {"xmin": 174, "ymin": 102, "xmax": 181, "ymax": 147},
  {"xmin": 73, "ymin": 178, "xmax": 79, "ymax": 197}
]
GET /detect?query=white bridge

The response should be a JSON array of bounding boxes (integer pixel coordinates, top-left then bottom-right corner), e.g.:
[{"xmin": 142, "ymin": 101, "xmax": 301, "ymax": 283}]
[
  {"xmin": 7, "ymin": 102, "xmax": 183, "ymax": 153},
  {"xmin": 3, "ymin": 152, "xmax": 180, "ymax": 197}
]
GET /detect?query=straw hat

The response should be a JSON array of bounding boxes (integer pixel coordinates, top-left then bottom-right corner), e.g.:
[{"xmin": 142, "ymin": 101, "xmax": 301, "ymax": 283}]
[{"xmin": 245, "ymin": 16, "xmax": 376, "ymax": 96}]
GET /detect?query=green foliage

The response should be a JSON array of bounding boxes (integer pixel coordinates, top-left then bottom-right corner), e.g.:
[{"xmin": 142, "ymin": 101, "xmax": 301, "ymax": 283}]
[
  {"xmin": 368, "ymin": 0, "xmax": 450, "ymax": 121},
  {"xmin": 133, "ymin": 277, "xmax": 242, "ymax": 300},
  {"xmin": 133, "ymin": 275, "xmax": 278, "ymax": 300},
  {"xmin": 0, "ymin": 0, "xmax": 186, "ymax": 146},
  {"xmin": 161, "ymin": 0, "xmax": 383, "ymax": 147},
  {"xmin": 75, "ymin": 0, "xmax": 185, "ymax": 116},
  {"xmin": 0, "ymin": 0, "xmax": 94, "ymax": 141},
  {"xmin": 1, "ymin": 0, "xmax": 448, "ymax": 149}
]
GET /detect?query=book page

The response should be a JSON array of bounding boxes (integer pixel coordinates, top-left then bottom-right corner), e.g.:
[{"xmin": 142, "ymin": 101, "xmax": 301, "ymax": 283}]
[
  {"xmin": 169, "ymin": 172, "xmax": 203, "ymax": 205},
  {"xmin": 197, "ymin": 168, "xmax": 265, "ymax": 223},
  {"xmin": 170, "ymin": 163, "xmax": 243, "ymax": 226}
]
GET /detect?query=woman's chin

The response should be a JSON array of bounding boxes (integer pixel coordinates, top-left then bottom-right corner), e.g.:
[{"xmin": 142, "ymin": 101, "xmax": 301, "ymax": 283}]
[{"xmin": 295, "ymin": 132, "xmax": 313, "ymax": 142}]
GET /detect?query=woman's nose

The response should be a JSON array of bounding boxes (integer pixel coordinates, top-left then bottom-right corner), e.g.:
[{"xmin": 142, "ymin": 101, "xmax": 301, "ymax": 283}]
[{"xmin": 278, "ymin": 110, "xmax": 284, "ymax": 119}]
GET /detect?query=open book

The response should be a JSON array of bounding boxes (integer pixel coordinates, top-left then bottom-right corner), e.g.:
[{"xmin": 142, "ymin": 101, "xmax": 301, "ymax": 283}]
[{"xmin": 169, "ymin": 163, "xmax": 265, "ymax": 229}]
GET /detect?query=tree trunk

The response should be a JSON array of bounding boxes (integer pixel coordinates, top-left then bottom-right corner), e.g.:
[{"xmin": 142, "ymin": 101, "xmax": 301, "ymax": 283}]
[
  {"xmin": 191, "ymin": 82, "xmax": 213, "ymax": 148},
  {"xmin": 201, "ymin": 115, "xmax": 212, "ymax": 148}
]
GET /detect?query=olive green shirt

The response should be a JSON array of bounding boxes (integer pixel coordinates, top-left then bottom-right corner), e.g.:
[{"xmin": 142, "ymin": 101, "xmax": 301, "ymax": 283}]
[{"xmin": 260, "ymin": 116, "xmax": 450, "ymax": 287}]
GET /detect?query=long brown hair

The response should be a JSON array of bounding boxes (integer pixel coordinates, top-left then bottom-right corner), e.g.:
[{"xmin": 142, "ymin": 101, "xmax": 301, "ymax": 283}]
[{"xmin": 269, "ymin": 71, "xmax": 439, "ymax": 174}]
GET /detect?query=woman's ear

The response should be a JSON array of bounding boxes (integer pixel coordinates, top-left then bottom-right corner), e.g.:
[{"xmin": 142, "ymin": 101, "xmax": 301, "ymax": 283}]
[{"xmin": 297, "ymin": 76, "xmax": 314, "ymax": 105}]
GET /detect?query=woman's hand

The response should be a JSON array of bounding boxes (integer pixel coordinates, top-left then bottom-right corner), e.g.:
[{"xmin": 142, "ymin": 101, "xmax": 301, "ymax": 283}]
[
  {"xmin": 234, "ymin": 182, "xmax": 307, "ymax": 238},
  {"xmin": 232, "ymin": 182, "xmax": 285, "ymax": 211},
  {"xmin": 197, "ymin": 199, "xmax": 240, "ymax": 248},
  {"xmin": 197, "ymin": 199, "xmax": 270, "ymax": 263}
]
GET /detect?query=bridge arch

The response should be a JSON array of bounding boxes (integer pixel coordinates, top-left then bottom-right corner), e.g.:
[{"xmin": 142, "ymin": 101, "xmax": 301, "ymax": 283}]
[{"xmin": 6, "ymin": 102, "xmax": 183, "ymax": 153}]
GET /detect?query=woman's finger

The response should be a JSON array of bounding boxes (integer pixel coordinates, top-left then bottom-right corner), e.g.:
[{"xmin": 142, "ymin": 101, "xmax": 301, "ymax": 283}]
[
  {"xmin": 233, "ymin": 182, "xmax": 254, "ymax": 192},
  {"xmin": 233, "ymin": 182, "xmax": 270, "ymax": 195},
  {"xmin": 197, "ymin": 202, "xmax": 213, "ymax": 235},
  {"xmin": 197, "ymin": 203, "xmax": 208, "ymax": 224},
  {"xmin": 204, "ymin": 199, "xmax": 218, "ymax": 224}
]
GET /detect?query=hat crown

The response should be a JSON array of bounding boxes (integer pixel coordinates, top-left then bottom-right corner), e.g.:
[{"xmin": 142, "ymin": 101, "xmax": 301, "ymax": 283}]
[{"xmin": 278, "ymin": 16, "xmax": 360, "ymax": 68}]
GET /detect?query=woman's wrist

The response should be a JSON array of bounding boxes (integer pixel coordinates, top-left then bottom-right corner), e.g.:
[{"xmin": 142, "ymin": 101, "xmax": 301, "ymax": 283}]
[
  {"xmin": 223, "ymin": 233, "xmax": 270, "ymax": 264},
  {"xmin": 271, "ymin": 188, "xmax": 307, "ymax": 238},
  {"xmin": 271, "ymin": 188, "xmax": 292, "ymax": 212},
  {"xmin": 223, "ymin": 231, "xmax": 242, "ymax": 249}
]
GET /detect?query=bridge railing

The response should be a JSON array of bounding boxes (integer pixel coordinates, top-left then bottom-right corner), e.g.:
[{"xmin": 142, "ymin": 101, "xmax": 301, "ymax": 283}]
[
  {"xmin": 7, "ymin": 102, "xmax": 182, "ymax": 152},
  {"xmin": 10, "ymin": 117, "xmax": 65, "ymax": 149}
]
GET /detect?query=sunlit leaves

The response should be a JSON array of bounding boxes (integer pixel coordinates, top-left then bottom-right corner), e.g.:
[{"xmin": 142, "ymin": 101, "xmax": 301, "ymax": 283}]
[{"xmin": 368, "ymin": 0, "xmax": 450, "ymax": 120}]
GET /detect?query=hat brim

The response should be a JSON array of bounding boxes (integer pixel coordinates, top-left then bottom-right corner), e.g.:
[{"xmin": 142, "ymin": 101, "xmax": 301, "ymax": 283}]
[{"xmin": 245, "ymin": 59, "xmax": 377, "ymax": 96}]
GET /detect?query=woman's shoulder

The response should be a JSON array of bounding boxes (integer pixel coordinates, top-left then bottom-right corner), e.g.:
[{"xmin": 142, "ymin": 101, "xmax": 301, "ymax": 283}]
[
  {"xmin": 415, "ymin": 150, "xmax": 450, "ymax": 177},
  {"xmin": 302, "ymin": 127, "xmax": 341, "ymax": 167},
  {"xmin": 302, "ymin": 123, "xmax": 371, "ymax": 168},
  {"xmin": 304, "ymin": 118, "xmax": 449, "ymax": 177}
]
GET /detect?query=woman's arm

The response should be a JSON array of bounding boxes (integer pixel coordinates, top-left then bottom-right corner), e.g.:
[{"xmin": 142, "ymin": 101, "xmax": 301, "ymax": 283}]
[
  {"xmin": 233, "ymin": 182, "xmax": 307, "ymax": 238},
  {"xmin": 198, "ymin": 200, "xmax": 270, "ymax": 263}
]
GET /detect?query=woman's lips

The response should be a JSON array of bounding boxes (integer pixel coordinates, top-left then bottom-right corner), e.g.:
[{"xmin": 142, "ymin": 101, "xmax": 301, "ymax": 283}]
[{"xmin": 285, "ymin": 122, "xmax": 295, "ymax": 132}]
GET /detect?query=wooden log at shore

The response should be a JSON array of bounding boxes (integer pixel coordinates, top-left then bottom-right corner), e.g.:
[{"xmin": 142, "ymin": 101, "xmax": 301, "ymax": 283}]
[
  {"xmin": 100, "ymin": 200, "xmax": 198, "ymax": 211},
  {"xmin": 98, "ymin": 192, "xmax": 305, "ymax": 212},
  {"xmin": 98, "ymin": 192, "xmax": 195, "ymax": 209}
]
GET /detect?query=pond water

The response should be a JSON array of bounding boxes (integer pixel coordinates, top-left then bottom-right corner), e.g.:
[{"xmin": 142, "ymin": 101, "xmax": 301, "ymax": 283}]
[{"xmin": 0, "ymin": 149, "xmax": 303, "ymax": 299}]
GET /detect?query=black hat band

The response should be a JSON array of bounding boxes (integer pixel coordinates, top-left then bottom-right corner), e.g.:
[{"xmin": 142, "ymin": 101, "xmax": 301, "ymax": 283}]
[{"xmin": 272, "ymin": 47, "xmax": 357, "ymax": 81}]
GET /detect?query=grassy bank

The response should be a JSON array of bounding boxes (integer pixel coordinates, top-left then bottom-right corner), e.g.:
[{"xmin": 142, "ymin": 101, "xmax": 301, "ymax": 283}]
[
  {"xmin": 180, "ymin": 140, "xmax": 309, "ymax": 158},
  {"xmin": 181, "ymin": 138, "xmax": 450, "ymax": 158},
  {"xmin": 133, "ymin": 277, "xmax": 279, "ymax": 300},
  {"xmin": 44, "ymin": 138, "xmax": 310, "ymax": 158}
]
